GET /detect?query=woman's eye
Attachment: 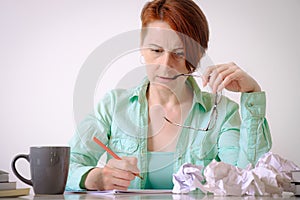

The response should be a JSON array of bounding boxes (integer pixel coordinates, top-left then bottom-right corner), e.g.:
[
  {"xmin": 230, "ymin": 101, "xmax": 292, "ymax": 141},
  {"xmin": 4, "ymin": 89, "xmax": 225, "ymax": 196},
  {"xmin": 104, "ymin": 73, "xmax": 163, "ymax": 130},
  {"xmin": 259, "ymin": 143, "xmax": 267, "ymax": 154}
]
[
  {"xmin": 151, "ymin": 48, "xmax": 163, "ymax": 53},
  {"xmin": 174, "ymin": 52, "xmax": 185, "ymax": 58}
]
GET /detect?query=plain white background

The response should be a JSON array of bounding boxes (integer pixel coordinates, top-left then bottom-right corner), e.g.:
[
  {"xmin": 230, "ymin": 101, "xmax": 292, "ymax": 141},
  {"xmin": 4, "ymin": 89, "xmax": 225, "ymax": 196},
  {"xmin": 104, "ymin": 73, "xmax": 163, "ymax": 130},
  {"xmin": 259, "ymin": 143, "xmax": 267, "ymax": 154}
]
[{"xmin": 0, "ymin": 0, "xmax": 300, "ymax": 190}]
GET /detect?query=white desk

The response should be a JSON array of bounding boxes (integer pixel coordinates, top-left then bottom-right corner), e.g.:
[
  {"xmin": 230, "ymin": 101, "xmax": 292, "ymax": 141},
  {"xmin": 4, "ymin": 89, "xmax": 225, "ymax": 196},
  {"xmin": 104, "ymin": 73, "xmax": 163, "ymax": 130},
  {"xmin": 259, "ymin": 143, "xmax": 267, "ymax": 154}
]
[{"xmin": 9, "ymin": 192, "xmax": 300, "ymax": 200}]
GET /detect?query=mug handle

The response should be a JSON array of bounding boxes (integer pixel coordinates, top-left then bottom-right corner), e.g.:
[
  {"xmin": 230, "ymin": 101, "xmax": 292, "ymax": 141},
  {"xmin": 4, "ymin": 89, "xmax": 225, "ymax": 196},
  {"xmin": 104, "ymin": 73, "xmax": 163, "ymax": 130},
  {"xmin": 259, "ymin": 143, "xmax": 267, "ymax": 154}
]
[{"xmin": 11, "ymin": 154, "xmax": 33, "ymax": 186}]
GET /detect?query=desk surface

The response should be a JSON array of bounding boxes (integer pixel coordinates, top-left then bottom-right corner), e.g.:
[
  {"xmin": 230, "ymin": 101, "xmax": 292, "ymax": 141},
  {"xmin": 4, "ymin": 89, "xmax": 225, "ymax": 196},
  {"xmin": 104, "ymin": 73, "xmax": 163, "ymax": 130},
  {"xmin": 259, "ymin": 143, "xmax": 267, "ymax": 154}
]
[{"xmin": 9, "ymin": 192, "xmax": 300, "ymax": 200}]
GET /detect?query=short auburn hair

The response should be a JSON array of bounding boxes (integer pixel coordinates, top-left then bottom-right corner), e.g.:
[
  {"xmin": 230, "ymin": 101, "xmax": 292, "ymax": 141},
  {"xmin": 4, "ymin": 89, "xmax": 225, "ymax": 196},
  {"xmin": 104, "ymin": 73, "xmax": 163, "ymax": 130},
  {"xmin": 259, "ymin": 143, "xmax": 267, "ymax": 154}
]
[{"xmin": 140, "ymin": 0, "xmax": 209, "ymax": 72}]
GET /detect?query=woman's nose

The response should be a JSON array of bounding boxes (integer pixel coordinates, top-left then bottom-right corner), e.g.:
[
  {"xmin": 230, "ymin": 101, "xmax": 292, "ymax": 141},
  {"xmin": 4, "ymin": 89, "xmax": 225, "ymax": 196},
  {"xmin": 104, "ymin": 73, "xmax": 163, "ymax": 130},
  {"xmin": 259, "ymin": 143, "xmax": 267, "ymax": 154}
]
[{"xmin": 160, "ymin": 52, "xmax": 173, "ymax": 68}]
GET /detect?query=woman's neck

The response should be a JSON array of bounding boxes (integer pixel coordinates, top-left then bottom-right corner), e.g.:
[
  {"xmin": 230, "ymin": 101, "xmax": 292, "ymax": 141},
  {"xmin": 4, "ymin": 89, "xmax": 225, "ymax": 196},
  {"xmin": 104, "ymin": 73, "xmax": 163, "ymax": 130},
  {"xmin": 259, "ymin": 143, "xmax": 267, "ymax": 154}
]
[
  {"xmin": 147, "ymin": 82, "xmax": 192, "ymax": 108},
  {"xmin": 146, "ymin": 81, "xmax": 193, "ymax": 152}
]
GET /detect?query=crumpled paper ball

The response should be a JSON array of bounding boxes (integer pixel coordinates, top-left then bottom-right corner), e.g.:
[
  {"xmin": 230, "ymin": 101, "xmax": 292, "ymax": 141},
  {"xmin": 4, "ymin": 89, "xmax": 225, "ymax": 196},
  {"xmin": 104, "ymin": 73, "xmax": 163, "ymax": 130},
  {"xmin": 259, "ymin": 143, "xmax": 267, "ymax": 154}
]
[{"xmin": 172, "ymin": 152, "xmax": 300, "ymax": 196}]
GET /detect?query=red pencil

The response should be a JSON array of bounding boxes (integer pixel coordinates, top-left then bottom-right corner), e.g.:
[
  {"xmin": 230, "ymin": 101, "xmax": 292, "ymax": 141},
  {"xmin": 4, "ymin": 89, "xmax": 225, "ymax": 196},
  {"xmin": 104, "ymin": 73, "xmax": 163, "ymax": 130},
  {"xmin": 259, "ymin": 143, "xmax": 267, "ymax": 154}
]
[{"xmin": 93, "ymin": 136, "xmax": 143, "ymax": 179}]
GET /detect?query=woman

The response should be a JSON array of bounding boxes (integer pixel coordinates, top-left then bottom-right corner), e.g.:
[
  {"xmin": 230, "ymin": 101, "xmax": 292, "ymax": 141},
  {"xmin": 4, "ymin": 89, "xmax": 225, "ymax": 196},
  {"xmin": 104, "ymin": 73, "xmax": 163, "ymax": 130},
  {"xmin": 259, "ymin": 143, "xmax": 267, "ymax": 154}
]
[{"xmin": 66, "ymin": 0, "xmax": 271, "ymax": 191}]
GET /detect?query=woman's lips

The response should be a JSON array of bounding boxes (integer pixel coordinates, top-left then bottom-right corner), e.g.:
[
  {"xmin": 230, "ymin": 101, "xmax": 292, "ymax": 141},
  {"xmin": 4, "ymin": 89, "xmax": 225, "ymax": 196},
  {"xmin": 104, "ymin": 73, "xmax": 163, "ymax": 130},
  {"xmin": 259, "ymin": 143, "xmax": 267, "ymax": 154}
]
[{"xmin": 156, "ymin": 75, "xmax": 174, "ymax": 82}]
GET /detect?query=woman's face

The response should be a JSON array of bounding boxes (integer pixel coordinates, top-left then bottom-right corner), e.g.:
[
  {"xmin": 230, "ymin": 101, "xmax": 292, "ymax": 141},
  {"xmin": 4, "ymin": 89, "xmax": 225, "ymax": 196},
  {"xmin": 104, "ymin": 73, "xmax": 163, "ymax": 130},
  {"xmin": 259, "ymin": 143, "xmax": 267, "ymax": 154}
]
[{"xmin": 141, "ymin": 21, "xmax": 189, "ymax": 87}]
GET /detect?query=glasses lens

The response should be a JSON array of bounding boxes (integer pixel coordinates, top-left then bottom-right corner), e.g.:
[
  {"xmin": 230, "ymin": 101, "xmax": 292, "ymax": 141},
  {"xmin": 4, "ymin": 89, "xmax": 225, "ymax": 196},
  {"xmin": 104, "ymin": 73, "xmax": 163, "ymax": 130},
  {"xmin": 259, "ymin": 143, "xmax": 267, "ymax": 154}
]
[
  {"xmin": 214, "ymin": 91, "xmax": 222, "ymax": 104},
  {"xmin": 208, "ymin": 108, "xmax": 218, "ymax": 130}
]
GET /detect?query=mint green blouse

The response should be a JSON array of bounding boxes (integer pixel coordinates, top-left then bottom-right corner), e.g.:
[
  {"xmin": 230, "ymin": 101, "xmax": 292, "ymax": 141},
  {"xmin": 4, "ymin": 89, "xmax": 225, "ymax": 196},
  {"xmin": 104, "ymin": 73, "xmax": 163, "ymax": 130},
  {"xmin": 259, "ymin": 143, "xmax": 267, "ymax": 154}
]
[
  {"xmin": 66, "ymin": 77, "xmax": 272, "ymax": 191},
  {"xmin": 145, "ymin": 152, "xmax": 175, "ymax": 189}
]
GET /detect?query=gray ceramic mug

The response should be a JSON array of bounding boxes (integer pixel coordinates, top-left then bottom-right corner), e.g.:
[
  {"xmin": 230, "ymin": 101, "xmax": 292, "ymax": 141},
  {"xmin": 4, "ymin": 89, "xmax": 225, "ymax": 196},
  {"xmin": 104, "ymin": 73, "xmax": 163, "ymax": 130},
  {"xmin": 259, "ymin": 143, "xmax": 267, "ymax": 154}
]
[{"xmin": 11, "ymin": 146, "xmax": 70, "ymax": 194}]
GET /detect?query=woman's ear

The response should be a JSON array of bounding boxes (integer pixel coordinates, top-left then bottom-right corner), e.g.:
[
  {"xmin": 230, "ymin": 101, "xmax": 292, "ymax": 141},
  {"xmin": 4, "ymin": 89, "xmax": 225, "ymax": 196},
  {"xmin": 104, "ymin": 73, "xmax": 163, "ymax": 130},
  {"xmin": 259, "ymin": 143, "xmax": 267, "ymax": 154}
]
[{"xmin": 140, "ymin": 49, "xmax": 146, "ymax": 64}]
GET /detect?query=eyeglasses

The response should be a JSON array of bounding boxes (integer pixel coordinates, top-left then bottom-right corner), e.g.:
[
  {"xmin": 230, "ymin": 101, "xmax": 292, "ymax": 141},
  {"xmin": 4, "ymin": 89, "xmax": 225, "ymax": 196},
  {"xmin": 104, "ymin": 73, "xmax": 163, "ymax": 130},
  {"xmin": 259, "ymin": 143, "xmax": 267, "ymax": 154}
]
[{"xmin": 164, "ymin": 91, "xmax": 222, "ymax": 131}]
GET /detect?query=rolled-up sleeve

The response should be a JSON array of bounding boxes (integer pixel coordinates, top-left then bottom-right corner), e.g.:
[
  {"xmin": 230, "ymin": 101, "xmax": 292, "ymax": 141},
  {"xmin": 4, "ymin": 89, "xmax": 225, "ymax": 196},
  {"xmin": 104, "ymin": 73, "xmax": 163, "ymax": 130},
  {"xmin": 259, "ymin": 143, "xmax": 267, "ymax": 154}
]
[
  {"xmin": 66, "ymin": 93, "xmax": 113, "ymax": 191},
  {"xmin": 237, "ymin": 92, "xmax": 272, "ymax": 168},
  {"xmin": 217, "ymin": 92, "xmax": 272, "ymax": 169}
]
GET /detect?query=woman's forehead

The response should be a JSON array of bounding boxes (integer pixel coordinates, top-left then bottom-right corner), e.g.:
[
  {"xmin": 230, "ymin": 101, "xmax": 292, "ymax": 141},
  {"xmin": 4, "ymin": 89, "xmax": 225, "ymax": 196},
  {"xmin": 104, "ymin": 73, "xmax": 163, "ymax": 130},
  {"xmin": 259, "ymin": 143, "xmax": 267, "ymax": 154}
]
[{"xmin": 143, "ymin": 21, "xmax": 183, "ymax": 49}]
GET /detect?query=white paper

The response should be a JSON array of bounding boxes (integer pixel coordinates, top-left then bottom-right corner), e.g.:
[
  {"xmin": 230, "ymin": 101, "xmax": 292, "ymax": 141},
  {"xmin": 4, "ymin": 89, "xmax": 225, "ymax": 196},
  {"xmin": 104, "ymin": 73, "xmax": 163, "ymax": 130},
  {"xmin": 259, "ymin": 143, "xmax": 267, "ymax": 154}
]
[
  {"xmin": 73, "ymin": 189, "xmax": 172, "ymax": 195},
  {"xmin": 172, "ymin": 152, "xmax": 300, "ymax": 196},
  {"xmin": 172, "ymin": 163, "xmax": 205, "ymax": 194}
]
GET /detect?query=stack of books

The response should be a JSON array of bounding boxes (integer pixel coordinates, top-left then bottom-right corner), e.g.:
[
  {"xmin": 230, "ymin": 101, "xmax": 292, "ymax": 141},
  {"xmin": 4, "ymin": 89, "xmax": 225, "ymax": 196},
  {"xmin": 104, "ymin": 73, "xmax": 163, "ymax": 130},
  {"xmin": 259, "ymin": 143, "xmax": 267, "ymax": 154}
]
[
  {"xmin": 291, "ymin": 170, "xmax": 300, "ymax": 196},
  {"xmin": 0, "ymin": 170, "xmax": 30, "ymax": 197}
]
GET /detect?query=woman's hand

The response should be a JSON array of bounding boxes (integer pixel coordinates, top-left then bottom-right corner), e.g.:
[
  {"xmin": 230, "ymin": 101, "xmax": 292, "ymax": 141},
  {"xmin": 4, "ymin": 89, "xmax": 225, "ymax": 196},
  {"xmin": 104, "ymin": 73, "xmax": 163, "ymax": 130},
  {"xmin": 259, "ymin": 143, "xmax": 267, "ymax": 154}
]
[
  {"xmin": 202, "ymin": 62, "xmax": 261, "ymax": 93},
  {"xmin": 84, "ymin": 157, "xmax": 140, "ymax": 191}
]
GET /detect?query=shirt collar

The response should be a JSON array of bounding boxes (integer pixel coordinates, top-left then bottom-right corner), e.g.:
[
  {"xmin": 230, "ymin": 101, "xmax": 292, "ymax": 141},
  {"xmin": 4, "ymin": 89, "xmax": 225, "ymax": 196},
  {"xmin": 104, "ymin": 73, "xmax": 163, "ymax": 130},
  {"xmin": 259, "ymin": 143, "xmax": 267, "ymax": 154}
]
[{"xmin": 129, "ymin": 76, "xmax": 207, "ymax": 111}]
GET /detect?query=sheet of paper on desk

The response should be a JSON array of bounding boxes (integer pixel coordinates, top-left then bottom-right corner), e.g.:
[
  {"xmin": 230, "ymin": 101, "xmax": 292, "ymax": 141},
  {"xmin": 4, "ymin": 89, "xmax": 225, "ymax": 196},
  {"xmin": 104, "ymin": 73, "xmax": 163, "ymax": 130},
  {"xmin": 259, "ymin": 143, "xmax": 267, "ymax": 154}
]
[{"xmin": 76, "ymin": 189, "xmax": 172, "ymax": 195}]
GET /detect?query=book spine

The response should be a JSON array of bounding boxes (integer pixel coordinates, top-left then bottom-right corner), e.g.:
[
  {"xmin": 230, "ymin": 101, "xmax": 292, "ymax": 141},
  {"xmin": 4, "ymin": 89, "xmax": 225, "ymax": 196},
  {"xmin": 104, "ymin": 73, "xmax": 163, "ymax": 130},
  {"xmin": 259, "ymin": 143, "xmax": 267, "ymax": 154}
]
[{"xmin": 0, "ymin": 182, "xmax": 17, "ymax": 191}]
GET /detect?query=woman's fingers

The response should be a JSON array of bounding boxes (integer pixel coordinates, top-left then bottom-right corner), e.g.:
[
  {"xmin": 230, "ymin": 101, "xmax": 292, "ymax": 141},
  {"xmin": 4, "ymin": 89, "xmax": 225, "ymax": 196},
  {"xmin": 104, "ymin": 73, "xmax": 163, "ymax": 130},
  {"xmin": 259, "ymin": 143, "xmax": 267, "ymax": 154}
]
[
  {"xmin": 111, "ymin": 167, "xmax": 136, "ymax": 181},
  {"xmin": 84, "ymin": 157, "xmax": 140, "ymax": 191},
  {"xmin": 108, "ymin": 157, "xmax": 140, "ymax": 175},
  {"xmin": 202, "ymin": 62, "xmax": 261, "ymax": 93},
  {"xmin": 110, "ymin": 170, "xmax": 134, "ymax": 189},
  {"xmin": 100, "ymin": 163, "xmax": 136, "ymax": 190},
  {"xmin": 212, "ymin": 66, "xmax": 239, "ymax": 93},
  {"xmin": 209, "ymin": 64, "xmax": 235, "ymax": 93},
  {"xmin": 203, "ymin": 63, "xmax": 234, "ymax": 93}
]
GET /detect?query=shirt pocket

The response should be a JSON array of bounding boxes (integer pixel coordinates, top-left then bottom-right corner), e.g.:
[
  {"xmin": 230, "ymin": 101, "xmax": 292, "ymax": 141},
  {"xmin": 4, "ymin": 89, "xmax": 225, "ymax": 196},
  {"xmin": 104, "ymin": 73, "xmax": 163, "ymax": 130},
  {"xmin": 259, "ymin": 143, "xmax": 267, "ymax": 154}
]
[{"xmin": 109, "ymin": 137, "xmax": 139, "ymax": 155}]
